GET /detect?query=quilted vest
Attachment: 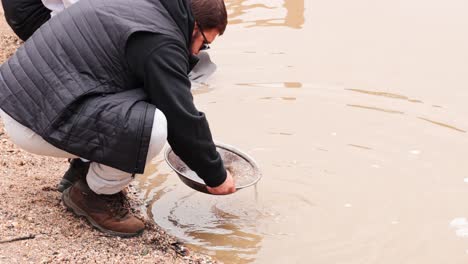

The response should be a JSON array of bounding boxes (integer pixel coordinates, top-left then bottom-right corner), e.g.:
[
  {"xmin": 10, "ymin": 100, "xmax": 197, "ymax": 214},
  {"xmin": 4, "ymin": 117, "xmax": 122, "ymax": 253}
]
[{"xmin": 0, "ymin": 0, "xmax": 190, "ymax": 173}]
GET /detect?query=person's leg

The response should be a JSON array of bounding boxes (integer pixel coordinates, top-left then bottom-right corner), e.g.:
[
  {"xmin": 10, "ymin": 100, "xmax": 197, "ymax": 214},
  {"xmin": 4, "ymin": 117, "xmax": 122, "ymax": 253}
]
[
  {"xmin": 61, "ymin": 109, "xmax": 167, "ymax": 237},
  {"xmin": 0, "ymin": 109, "xmax": 76, "ymax": 158},
  {"xmin": 86, "ymin": 108, "xmax": 168, "ymax": 194},
  {"xmin": 0, "ymin": 109, "xmax": 90, "ymax": 192}
]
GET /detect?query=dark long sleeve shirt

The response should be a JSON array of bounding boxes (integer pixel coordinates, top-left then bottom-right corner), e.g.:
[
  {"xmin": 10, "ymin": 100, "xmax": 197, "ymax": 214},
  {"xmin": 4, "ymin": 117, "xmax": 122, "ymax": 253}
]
[
  {"xmin": 2, "ymin": 0, "xmax": 51, "ymax": 40},
  {"xmin": 125, "ymin": 32, "xmax": 226, "ymax": 187}
]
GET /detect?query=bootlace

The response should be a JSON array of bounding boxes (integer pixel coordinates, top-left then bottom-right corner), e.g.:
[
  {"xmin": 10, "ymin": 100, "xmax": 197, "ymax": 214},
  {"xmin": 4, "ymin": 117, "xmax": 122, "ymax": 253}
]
[{"xmin": 103, "ymin": 192, "xmax": 130, "ymax": 219}]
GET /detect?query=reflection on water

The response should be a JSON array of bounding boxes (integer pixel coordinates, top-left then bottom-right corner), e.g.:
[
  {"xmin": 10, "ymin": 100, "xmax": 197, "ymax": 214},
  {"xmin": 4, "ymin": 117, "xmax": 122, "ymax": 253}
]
[
  {"xmin": 138, "ymin": 160, "xmax": 170, "ymax": 202},
  {"xmin": 348, "ymin": 144, "xmax": 373, "ymax": 150},
  {"xmin": 284, "ymin": 82, "xmax": 302, "ymax": 88},
  {"xmin": 140, "ymin": 158, "xmax": 265, "ymax": 264},
  {"xmin": 345, "ymin": 97, "xmax": 466, "ymax": 133},
  {"xmin": 346, "ymin": 88, "xmax": 423, "ymax": 104},
  {"xmin": 191, "ymin": 83, "xmax": 215, "ymax": 95},
  {"xmin": 174, "ymin": 204, "xmax": 264, "ymax": 263},
  {"xmin": 259, "ymin": 96, "xmax": 296, "ymax": 101},
  {"xmin": 417, "ymin": 117, "xmax": 466, "ymax": 133},
  {"xmin": 237, "ymin": 82, "xmax": 303, "ymax": 88},
  {"xmin": 269, "ymin": 132, "xmax": 293, "ymax": 136},
  {"xmin": 226, "ymin": 0, "xmax": 305, "ymax": 28},
  {"xmin": 450, "ymin": 218, "xmax": 468, "ymax": 237},
  {"xmin": 347, "ymin": 104, "xmax": 405, "ymax": 114},
  {"xmin": 158, "ymin": 191, "xmax": 264, "ymax": 263}
]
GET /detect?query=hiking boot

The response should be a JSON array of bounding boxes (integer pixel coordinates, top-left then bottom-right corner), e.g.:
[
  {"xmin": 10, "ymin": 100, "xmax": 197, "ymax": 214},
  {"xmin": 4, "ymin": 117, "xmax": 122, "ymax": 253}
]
[
  {"xmin": 62, "ymin": 178, "xmax": 145, "ymax": 237},
  {"xmin": 57, "ymin": 159, "xmax": 90, "ymax": 192}
]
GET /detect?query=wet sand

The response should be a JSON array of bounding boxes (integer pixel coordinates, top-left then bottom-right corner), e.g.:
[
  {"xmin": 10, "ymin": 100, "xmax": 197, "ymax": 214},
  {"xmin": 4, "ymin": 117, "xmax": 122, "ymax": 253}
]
[{"xmin": 139, "ymin": 0, "xmax": 468, "ymax": 263}]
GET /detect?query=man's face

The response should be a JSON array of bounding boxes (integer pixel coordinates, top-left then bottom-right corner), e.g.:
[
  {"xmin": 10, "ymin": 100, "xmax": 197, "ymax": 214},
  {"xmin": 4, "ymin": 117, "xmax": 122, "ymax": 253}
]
[{"xmin": 191, "ymin": 25, "xmax": 219, "ymax": 55}]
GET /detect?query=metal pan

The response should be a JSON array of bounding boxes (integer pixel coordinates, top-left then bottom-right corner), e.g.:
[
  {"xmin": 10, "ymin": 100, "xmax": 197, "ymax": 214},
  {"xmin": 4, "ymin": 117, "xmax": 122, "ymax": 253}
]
[{"xmin": 164, "ymin": 142, "xmax": 262, "ymax": 194}]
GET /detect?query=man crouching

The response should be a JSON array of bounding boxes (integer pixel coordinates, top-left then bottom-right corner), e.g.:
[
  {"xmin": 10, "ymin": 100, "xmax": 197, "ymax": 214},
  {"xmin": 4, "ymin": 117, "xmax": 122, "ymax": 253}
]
[{"xmin": 0, "ymin": 0, "xmax": 235, "ymax": 237}]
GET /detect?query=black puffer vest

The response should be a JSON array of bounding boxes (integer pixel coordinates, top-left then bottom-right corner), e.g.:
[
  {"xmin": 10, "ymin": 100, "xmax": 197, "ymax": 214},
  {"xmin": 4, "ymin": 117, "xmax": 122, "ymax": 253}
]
[{"xmin": 0, "ymin": 0, "xmax": 191, "ymax": 173}]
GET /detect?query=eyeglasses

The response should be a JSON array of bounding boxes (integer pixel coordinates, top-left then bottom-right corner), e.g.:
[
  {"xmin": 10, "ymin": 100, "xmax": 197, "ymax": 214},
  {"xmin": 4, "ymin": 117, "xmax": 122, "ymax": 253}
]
[{"xmin": 197, "ymin": 22, "xmax": 211, "ymax": 51}]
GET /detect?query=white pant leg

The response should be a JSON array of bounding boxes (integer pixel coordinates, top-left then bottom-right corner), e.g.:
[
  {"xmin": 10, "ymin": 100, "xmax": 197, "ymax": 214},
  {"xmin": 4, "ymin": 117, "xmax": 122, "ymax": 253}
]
[
  {"xmin": 86, "ymin": 109, "xmax": 167, "ymax": 194},
  {"xmin": 0, "ymin": 109, "xmax": 77, "ymax": 158},
  {"xmin": 1, "ymin": 108, "xmax": 167, "ymax": 195}
]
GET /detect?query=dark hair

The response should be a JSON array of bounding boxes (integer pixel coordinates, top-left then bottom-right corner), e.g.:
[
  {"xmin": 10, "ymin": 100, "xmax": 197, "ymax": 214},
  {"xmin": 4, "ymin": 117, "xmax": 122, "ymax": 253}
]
[{"xmin": 191, "ymin": 0, "xmax": 228, "ymax": 35}]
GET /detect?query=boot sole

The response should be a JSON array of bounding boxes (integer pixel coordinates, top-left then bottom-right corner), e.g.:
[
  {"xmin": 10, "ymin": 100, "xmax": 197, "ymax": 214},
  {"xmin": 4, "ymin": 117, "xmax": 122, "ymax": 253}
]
[{"xmin": 62, "ymin": 188, "xmax": 144, "ymax": 238}]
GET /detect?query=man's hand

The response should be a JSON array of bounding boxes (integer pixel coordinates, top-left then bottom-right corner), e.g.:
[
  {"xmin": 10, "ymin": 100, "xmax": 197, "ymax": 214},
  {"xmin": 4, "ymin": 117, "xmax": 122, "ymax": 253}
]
[{"xmin": 206, "ymin": 170, "xmax": 236, "ymax": 195}]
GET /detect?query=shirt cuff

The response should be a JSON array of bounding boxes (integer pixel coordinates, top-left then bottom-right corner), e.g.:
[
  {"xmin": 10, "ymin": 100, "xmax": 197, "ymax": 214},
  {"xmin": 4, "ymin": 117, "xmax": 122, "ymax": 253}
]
[{"xmin": 200, "ymin": 159, "xmax": 227, "ymax": 187}]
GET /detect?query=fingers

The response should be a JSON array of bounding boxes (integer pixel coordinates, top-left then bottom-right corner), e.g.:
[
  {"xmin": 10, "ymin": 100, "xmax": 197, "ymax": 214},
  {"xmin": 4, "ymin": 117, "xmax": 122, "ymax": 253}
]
[
  {"xmin": 206, "ymin": 171, "xmax": 236, "ymax": 195},
  {"xmin": 206, "ymin": 185, "xmax": 236, "ymax": 195}
]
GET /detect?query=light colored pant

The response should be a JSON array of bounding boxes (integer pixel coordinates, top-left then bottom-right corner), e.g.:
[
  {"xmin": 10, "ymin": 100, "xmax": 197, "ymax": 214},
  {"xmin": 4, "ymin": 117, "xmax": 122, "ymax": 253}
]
[{"xmin": 0, "ymin": 109, "xmax": 167, "ymax": 195}]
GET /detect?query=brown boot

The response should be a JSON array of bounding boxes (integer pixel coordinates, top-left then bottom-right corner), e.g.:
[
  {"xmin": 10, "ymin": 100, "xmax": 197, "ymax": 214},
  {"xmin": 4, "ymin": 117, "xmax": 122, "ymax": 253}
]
[{"xmin": 62, "ymin": 178, "xmax": 145, "ymax": 237}]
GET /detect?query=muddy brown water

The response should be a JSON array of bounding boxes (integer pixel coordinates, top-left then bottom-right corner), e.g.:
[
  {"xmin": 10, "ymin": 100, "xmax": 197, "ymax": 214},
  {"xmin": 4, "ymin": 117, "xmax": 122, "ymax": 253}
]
[{"xmin": 135, "ymin": 0, "xmax": 468, "ymax": 263}]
